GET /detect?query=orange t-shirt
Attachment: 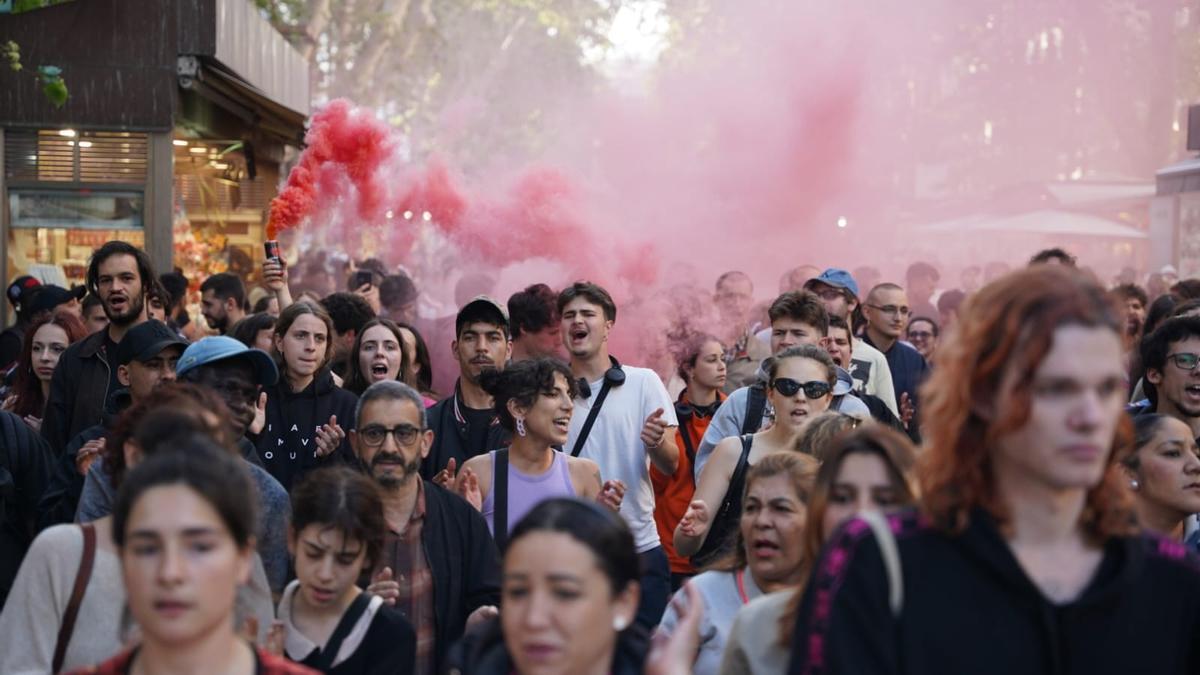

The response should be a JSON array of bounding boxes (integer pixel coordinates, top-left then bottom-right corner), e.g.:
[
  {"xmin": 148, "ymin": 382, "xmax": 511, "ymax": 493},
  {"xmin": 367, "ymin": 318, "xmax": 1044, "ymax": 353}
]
[{"xmin": 651, "ymin": 393, "xmax": 723, "ymax": 575}]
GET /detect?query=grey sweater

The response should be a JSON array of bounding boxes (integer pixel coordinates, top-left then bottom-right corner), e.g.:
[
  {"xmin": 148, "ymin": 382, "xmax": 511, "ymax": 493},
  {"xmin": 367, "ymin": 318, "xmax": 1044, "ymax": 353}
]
[{"xmin": 76, "ymin": 455, "xmax": 291, "ymax": 593}]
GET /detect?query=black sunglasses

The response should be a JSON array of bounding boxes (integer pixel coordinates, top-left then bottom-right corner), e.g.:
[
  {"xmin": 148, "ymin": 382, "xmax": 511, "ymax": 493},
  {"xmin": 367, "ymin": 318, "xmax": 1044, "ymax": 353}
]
[{"xmin": 770, "ymin": 378, "xmax": 832, "ymax": 399}]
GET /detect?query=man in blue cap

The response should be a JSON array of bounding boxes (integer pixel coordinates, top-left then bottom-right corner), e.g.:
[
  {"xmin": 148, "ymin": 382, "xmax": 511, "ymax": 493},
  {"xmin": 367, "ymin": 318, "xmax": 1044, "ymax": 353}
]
[
  {"xmin": 804, "ymin": 268, "xmax": 898, "ymax": 417},
  {"xmin": 174, "ymin": 336, "xmax": 292, "ymax": 592}
]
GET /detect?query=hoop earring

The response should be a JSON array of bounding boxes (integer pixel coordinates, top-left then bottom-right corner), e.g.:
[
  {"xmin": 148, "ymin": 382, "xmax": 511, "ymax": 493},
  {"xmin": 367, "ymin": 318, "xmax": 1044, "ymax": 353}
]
[{"xmin": 516, "ymin": 418, "xmax": 526, "ymax": 437}]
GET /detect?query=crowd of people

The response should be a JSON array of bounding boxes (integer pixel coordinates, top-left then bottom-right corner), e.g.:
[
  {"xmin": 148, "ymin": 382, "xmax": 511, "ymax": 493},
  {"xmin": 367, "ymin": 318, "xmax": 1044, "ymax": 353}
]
[{"xmin": 2, "ymin": 240, "xmax": 1200, "ymax": 674}]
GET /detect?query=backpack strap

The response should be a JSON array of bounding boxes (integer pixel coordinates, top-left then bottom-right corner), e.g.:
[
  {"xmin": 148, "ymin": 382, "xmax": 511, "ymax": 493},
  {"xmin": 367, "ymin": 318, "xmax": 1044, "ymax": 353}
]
[
  {"xmin": 53, "ymin": 523, "xmax": 96, "ymax": 673},
  {"xmin": 741, "ymin": 383, "xmax": 768, "ymax": 435},
  {"xmin": 860, "ymin": 510, "xmax": 903, "ymax": 617},
  {"xmin": 571, "ymin": 380, "xmax": 615, "ymax": 457},
  {"xmin": 311, "ymin": 591, "xmax": 373, "ymax": 670},
  {"xmin": 493, "ymin": 449, "xmax": 510, "ymax": 549}
]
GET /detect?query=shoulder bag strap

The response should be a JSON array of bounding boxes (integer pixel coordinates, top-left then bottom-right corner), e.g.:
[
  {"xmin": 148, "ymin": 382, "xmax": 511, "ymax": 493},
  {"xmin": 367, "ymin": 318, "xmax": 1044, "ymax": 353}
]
[
  {"xmin": 860, "ymin": 510, "xmax": 903, "ymax": 617},
  {"xmin": 313, "ymin": 591, "xmax": 373, "ymax": 670},
  {"xmin": 493, "ymin": 449, "xmax": 510, "ymax": 549},
  {"xmin": 53, "ymin": 522, "xmax": 96, "ymax": 673},
  {"xmin": 741, "ymin": 384, "xmax": 767, "ymax": 435},
  {"xmin": 570, "ymin": 380, "xmax": 614, "ymax": 457}
]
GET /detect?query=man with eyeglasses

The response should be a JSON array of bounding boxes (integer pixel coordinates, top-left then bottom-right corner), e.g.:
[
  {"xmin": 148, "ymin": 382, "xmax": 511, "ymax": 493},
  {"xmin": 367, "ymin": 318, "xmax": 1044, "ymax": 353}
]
[
  {"xmin": 862, "ymin": 282, "xmax": 929, "ymax": 440},
  {"xmin": 354, "ymin": 380, "xmax": 500, "ymax": 675},
  {"xmin": 1138, "ymin": 317, "xmax": 1200, "ymax": 441}
]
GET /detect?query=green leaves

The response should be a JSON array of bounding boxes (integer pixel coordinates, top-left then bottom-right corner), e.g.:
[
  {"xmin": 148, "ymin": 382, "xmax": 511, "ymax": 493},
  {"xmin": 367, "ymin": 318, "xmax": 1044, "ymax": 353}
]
[{"xmin": 37, "ymin": 64, "xmax": 68, "ymax": 108}]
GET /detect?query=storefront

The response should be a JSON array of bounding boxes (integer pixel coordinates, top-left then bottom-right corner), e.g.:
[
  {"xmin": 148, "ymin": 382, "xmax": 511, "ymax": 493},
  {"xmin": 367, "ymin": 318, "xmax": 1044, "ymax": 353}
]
[
  {"xmin": 1155, "ymin": 105, "xmax": 1200, "ymax": 278},
  {"xmin": 0, "ymin": 0, "xmax": 308, "ymax": 328}
]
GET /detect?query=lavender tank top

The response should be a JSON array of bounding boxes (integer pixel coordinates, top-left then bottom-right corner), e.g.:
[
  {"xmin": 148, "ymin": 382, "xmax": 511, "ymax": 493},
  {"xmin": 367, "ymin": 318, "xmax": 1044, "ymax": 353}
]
[{"xmin": 482, "ymin": 449, "xmax": 577, "ymax": 536}]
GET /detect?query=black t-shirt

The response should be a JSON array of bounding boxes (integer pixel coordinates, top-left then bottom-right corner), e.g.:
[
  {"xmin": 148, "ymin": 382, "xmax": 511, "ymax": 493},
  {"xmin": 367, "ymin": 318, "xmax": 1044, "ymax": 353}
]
[
  {"xmin": 463, "ymin": 405, "xmax": 494, "ymax": 459},
  {"xmin": 0, "ymin": 325, "xmax": 26, "ymax": 370}
]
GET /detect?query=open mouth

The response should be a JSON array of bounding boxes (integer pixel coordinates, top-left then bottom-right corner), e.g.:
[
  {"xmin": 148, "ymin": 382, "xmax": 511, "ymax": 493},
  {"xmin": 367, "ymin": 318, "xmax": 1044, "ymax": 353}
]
[
  {"xmin": 553, "ymin": 417, "xmax": 571, "ymax": 433},
  {"xmin": 371, "ymin": 363, "xmax": 390, "ymax": 376},
  {"xmin": 570, "ymin": 328, "xmax": 588, "ymax": 342},
  {"xmin": 1186, "ymin": 385, "xmax": 1200, "ymax": 400},
  {"xmin": 752, "ymin": 538, "xmax": 780, "ymax": 557}
]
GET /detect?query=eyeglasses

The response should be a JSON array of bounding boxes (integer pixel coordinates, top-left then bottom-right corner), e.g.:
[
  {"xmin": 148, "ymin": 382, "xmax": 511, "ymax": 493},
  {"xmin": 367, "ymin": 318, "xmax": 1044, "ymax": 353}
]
[
  {"xmin": 866, "ymin": 304, "xmax": 910, "ymax": 318},
  {"xmin": 908, "ymin": 331, "xmax": 934, "ymax": 340},
  {"xmin": 358, "ymin": 424, "xmax": 422, "ymax": 447},
  {"xmin": 1168, "ymin": 353, "xmax": 1200, "ymax": 371},
  {"xmin": 771, "ymin": 378, "xmax": 832, "ymax": 399}
]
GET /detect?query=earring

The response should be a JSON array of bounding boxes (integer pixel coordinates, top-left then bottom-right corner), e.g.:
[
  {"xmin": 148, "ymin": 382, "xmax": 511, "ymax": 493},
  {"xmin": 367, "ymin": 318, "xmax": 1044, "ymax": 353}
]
[
  {"xmin": 613, "ymin": 617, "xmax": 628, "ymax": 632},
  {"xmin": 516, "ymin": 417, "xmax": 526, "ymax": 437},
  {"xmin": 1130, "ymin": 478, "xmax": 1139, "ymax": 490}
]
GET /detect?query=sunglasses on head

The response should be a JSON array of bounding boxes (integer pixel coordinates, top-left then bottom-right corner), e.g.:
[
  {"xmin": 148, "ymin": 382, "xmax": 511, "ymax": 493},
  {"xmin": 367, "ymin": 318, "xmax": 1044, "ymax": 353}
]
[{"xmin": 770, "ymin": 378, "xmax": 832, "ymax": 399}]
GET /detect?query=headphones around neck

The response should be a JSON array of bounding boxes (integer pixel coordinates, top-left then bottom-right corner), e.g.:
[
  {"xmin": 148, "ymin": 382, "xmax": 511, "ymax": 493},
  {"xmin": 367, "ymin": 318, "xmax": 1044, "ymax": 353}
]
[{"xmin": 579, "ymin": 356, "xmax": 625, "ymax": 399}]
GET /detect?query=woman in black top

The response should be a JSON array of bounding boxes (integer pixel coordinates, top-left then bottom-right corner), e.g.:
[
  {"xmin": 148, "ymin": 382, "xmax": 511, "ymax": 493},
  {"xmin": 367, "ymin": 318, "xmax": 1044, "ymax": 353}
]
[
  {"xmin": 279, "ymin": 466, "xmax": 415, "ymax": 674},
  {"xmin": 676, "ymin": 344, "xmax": 836, "ymax": 566},
  {"xmin": 789, "ymin": 265, "xmax": 1200, "ymax": 675}
]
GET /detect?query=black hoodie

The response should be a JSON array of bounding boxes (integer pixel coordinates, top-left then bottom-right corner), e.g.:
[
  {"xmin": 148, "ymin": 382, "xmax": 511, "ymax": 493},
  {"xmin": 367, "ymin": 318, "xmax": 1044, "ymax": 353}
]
[
  {"xmin": 255, "ymin": 369, "xmax": 358, "ymax": 491},
  {"xmin": 789, "ymin": 508, "xmax": 1200, "ymax": 675}
]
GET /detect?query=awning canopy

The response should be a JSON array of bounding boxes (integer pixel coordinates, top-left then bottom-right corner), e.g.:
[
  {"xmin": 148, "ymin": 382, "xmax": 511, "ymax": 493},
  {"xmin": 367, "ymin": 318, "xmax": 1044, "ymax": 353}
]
[{"xmin": 917, "ymin": 209, "xmax": 1147, "ymax": 239}]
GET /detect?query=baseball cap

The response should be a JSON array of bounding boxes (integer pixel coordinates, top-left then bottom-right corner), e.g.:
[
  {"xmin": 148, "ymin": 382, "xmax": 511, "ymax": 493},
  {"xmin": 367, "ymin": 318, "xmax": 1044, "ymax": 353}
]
[
  {"xmin": 25, "ymin": 285, "xmax": 87, "ymax": 315},
  {"xmin": 176, "ymin": 336, "xmax": 279, "ymax": 387},
  {"xmin": 456, "ymin": 295, "xmax": 510, "ymax": 336},
  {"xmin": 115, "ymin": 320, "xmax": 188, "ymax": 367},
  {"xmin": 804, "ymin": 268, "xmax": 860, "ymax": 299},
  {"xmin": 6, "ymin": 275, "xmax": 41, "ymax": 310}
]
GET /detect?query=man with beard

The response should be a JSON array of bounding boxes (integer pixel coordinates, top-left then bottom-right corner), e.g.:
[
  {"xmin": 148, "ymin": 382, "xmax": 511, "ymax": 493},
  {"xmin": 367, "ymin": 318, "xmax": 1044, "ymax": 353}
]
[
  {"xmin": 1113, "ymin": 283, "xmax": 1149, "ymax": 357},
  {"xmin": 421, "ymin": 296, "xmax": 512, "ymax": 480},
  {"xmin": 357, "ymin": 380, "xmax": 500, "ymax": 675},
  {"xmin": 41, "ymin": 241, "xmax": 154, "ymax": 454},
  {"xmin": 199, "ymin": 272, "xmax": 246, "ymax": 336},
  {"xmin": 1137, "ymin": 317, "xmax": 1200, "ymax": 438}
]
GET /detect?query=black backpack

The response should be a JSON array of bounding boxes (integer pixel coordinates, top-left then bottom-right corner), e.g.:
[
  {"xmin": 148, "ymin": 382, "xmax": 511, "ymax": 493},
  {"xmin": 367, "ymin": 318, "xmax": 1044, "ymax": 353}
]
[{"xmin": 741, "ymin": 382, "xmax": 768, "ymax": 435}]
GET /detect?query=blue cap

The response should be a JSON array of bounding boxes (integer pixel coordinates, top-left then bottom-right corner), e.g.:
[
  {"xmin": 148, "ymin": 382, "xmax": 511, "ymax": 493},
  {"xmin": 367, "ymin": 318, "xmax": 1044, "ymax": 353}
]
[
  {"xmin": 176, "ymin": 336, "xmax": 278, "ymax": 387},
  {"xmin": 804, "ymin": 268, "xmax": 860, "ymax": 299}
]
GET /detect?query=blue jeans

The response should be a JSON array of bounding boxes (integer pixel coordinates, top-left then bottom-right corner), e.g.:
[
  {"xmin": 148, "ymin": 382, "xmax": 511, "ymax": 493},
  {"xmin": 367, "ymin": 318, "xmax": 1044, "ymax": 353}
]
[{"xmin": 635, "ymin": 546, "xmax": 671, "ymax": 630}]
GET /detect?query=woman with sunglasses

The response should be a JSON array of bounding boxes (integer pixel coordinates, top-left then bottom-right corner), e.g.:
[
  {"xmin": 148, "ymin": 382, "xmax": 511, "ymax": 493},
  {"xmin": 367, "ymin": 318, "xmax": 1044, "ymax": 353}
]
[{"xmin": 674, "ymin": 345, "xmax": 835, "ymax": 567}]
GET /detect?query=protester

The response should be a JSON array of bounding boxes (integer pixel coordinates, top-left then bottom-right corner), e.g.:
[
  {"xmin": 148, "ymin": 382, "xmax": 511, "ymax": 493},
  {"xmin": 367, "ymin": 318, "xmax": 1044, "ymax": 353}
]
[
  {"xmin": 231, "ymin": 312, "xmax": 278, "ymax": 352},
  {"xmin": 256, "ymin": 301, "xmax": 359, "ymax": 491},
  {"xmin": 278, "ymin": 466, "xmax": 416, "ymax": 673},
  {"xmin": 659, "ymin": 453, "xmax": 817, "ymax": 675},
  {"xmin": 959, "ymin": 265, "xmax": 982, "ymax": 294},
  {"xmin": 936, "ymin": 289, "xmax": 965, "ymax": 333},
  {"xmin": 652, "ymin": 334, "xmax": 727, "ymax": 589},
  {"xmin": 788, "ymin": 265, "xmax": 1200, "ymax": 674},
  {"xmin": 396, "ymin": 321, "xmax": 439, "ymax": 403},
  {"xmin": 824, "ymin": 317, "xmax": 905, "ymax": 429},
  {"xmin": 1120, "ymin": 415, "xmax": 1200, "ymax": 549},
  {"xmin": 1113, "ymin": 282, "xmax": 1149, "ymax": 356},
  {"xmin": 792, "ymin": 410, "xmax": 859, "ymax": 460},
  {"xmin": 1136, "ymin": 316, "xmax": 1200, "ymax": 437},
  {"xmin": 715, "ymin": 271, "xmax": 769, "ymax": 393},
  {"xmin": 80, "ymin": 293, "xmax": 109, "ymax": 335},
  {"xmin": 1, "ymin": 275, "xmax": 42, "ymax": 369},
  {"xmin": 42, "ymin": 241, "xmax": 154, "ymax": 453},
  {"xmin": 696, "ymin": 291, "xmax": 869, "ymax": 479},
  {"xmin": 158, "ymin": 270, "xmax": 194, "ymax": 337},
  {"xmin": 559, "ymin": 281, "xmax": 679, "ymax": 629},
  {"xmin": 906, "ymin": 316, "xmax": 939, "ymax": 363},
  {"xmin": 380, "ymin": 273, "xmax": 419, "ymax": 324},
  {"xmin": 200, "ymin": 272, "xmax": 249, "ymax": 335},
  {"xmin": 421, "ymin": 296, "xmax": 512, "ymax": 480},
  {"xmin": 675, "ymin": 345, "xmax": 833, "ymax": 566},
  {"xmin": 803, "ymin": 269, "xmax": 897, "ymax": 415},
  {"xmin": 507, "ymin": 283, "xmax": 563, "ymax": 362},
  {"xmin": 905, "ymin": 262, "xmax": 940, "ymax": 324},
  {"xmin": 343, "ymin": 317, "xmax": 409, "ymax": 395},
  {"xmin": 352, "ymin": 380, "xmax": 500, "ymax": 675},
  {"xmin": 39, "ymin": 319, "xmax": 185, "ymax": 528},
  {"xmin": 723, "ymin": 424, "xmax": 916, "ymax": 674},
  {"xmin": 447, "ymin": 358, "xmax": 621, "ymax": 545},
  {"xmin": 3, "ymin": 399, "xmax": 276, "ymax": 674},
  {"xmin": 448, "ymin": 498, "xmax": 647, "ymax": 675},
  {"xmin": 2, "ymin": 310, "xmax": 87, "ymax": 432},
  {"xmin": 0, "ymin": 410, "xmax": 51, "ymax": 609},
  {"xmin": 321, "ymin": 292, "xmax": 376, "ymax": 379},
  {"xmin": 62, "ymin": 441, "xmax": 309, "ymax": 675},
  {"xmin": 778, "ymin": 265, "xmax": 822, "ymax": 294},
  {"xmin": 25, "ymin": 284, "xmax": 86, "ymax": 322},
  {"xmin": 861, "ymin": 282, "xmax": 929, "ymax": 439},
  {"xmin": 1028, "ymin": 246, "xmax": 1077, "ymax": 266}
]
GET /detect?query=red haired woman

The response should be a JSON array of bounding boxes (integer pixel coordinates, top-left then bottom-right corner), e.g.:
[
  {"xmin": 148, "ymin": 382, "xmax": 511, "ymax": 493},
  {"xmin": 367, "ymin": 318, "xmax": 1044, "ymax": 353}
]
[
  {"xmin": 787, "ymin": 265, "xmax": 1200, "ymax": 674},
  {"xmin": 2, "ymin": 310, "xmax": 87, "ymax": 432}
]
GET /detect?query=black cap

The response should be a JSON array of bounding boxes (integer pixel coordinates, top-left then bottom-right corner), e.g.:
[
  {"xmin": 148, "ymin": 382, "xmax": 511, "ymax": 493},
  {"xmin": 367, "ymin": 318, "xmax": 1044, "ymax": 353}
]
[
  {"xmin": 115, "ymin": 320, "xmax": 189, "ymax": 367},
  {"xmin": 26, "ymin": 285, "xmax": 86, "ymax": 315},
  {"xmin": 6, "ymin": 275, "xmax": 41, "ymax": 310}
]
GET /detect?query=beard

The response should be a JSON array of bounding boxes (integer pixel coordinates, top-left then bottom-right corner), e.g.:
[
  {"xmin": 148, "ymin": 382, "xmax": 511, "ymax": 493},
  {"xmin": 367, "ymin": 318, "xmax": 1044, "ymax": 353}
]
[
  {"xmin": 104, "ymin": 292, "xmax": 145, "ymax": 326},
  {"xmin": 371, "ymin": 451, "xmax": 422, "ymax": 489}
]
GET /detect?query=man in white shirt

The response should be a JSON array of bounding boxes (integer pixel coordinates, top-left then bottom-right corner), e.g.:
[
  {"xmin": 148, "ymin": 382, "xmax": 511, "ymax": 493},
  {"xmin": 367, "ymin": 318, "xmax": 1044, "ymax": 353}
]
[{"xmin": 559, "ymin": 281, "xmax": 679, "ymax": 629}]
